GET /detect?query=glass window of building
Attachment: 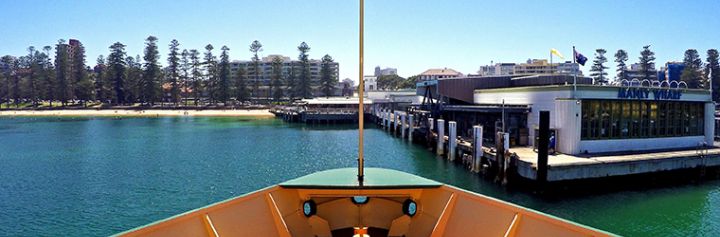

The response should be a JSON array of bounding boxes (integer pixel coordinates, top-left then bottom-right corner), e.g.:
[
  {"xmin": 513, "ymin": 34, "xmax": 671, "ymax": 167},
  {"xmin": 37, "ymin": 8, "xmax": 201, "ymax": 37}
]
[{"xmin": 581, "ymin": 100, "xmax": 704, "ymax": 140}]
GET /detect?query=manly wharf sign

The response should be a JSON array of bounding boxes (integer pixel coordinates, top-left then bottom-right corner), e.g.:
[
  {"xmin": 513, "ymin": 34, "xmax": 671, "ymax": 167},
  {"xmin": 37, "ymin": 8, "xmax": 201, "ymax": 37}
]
[{"xmin": 617, "ymin": 87, "xmax": 682, "ymax": 100}]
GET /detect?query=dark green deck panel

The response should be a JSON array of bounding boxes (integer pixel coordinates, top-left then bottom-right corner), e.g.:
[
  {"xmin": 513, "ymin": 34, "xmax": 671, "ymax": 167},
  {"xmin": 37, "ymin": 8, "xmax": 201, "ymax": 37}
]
[{"xmin": 280, "ymin": 167, "xmax": 442, "ymax": 189}]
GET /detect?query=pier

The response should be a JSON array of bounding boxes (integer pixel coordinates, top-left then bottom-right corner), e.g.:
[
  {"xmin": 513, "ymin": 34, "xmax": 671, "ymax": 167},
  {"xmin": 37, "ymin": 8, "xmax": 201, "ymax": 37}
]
[
  {"xmin": 272, "ymin": 97, "xmax": 372, "ymax": 124},
  {"xmin": 270, "ymin": 75, "xmax": 720, "ymax": 185},
  {"xmin": 367, "ymin": 106, "xmax": 720, "ymax": 184}
]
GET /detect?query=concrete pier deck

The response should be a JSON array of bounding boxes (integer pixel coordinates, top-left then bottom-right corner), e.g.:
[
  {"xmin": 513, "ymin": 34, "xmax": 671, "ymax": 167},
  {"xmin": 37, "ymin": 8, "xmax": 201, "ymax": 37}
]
[{"xmin": 513, "ymin": 145, "xmax": 720, "ymax": 181}]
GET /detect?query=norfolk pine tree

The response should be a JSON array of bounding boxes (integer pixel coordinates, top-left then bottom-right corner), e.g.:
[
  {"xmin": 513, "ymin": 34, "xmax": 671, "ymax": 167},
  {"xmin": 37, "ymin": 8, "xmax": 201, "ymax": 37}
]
[
  {"xmin": 41, "ymin": 46, "xmax": 56, "ymax": 106},
  {"xmin": 142, "ymin": 36, "xmax": 161, "ymax": 105},
  {"xmin": 108, "ymin": 42, "xmax": 128, "ymax": 105},
  {"xmin": 270, "ymin": 56, "xmax": 284, "ymax": 101},
  {"xmin": 203, "ymin": 44, "xmax": 217, "ymax": 104},
  {"xmin": 638, "ymin": 45, "xmax": 656, "ymax": 80},
  {"xmin": 180, "ymin": 49, "xmax": 190, "ymax": 105},
  {"xmin": 614, "ymin": 49, "xmax": 628, "ymax": 81},
  {"xmin": 320, "ymin": 54, "xmax": 336, "ymax": 97},
  {"xmin": 681, "ymin": 49, "xmax": 703, "ymax": 89},
  {"xmin": 590, "ymin": 49, "xmax": 609, "ymax": 85},
  {"xmin": 218, "ymin": 46, "xmax": 231, "ymax": 104},
  {"xmin": 95, "ymin": 55, "xmax": 108, "ymax": 103},
  {"xmin": 71, "ymin": 40, "xmax": 88, "ymax": 105},
  {"xmin": 189, "ymin": 49, "xmax": 202, "ymax": 106},
  {"xmin": 234, "ymin": 65, "xmax": 250, "ymax": 102},
  {"xmin": 297, "ymin": 42, "xmax": 311, "ymax": 98},
  {"xmin": 286, "ymin": 61, "xmax": 297, "ymax": 99},
  {"xmin": 706, "ymin": 49, "xmax": 720, "ymax": 102},
  {"xmin": 168, "ymin": 39, "xmax": 181, "ymax": 105},
  {"xmin": 249, "ymin": 40, "xmax": 263, "ymax": 101}
]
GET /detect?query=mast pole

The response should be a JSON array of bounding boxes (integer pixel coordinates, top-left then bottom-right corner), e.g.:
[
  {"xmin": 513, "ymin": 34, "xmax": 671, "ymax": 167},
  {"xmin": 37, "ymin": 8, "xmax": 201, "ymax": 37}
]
[
  {"xmin": 573, "ymin": 46, "xmax": 577, "ymax": 98},
  {"xmin": 358, "ymin": 0, "xmax": 365, "ymax": 182}
]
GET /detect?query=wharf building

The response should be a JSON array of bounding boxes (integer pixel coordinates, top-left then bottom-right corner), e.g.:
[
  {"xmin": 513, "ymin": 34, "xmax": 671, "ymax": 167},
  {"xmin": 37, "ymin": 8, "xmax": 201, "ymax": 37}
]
[
  {"xmin": 229, "ymin": 54, "xmax": 340, "ymax": 98},
  {"xmin": 416, "ymin": 74, "xmax": 713, "ymax": 155}
]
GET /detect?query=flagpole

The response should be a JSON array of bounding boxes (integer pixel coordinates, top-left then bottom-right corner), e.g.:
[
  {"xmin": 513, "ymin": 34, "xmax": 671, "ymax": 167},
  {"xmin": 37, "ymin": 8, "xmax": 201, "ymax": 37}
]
[
  {"xmin": 573, "ymin": 46, "xmax": 577, "ymax": 98},
  {"xmin": 550, "ymin": 50, "xmax": 553, "ymax": 74}
]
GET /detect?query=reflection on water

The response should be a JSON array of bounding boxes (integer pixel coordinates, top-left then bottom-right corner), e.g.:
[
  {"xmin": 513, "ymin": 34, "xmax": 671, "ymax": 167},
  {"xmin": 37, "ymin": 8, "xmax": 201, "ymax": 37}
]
[{"xmin": 0, "ymin": 117, "xmax": 718, "ymax": 236}]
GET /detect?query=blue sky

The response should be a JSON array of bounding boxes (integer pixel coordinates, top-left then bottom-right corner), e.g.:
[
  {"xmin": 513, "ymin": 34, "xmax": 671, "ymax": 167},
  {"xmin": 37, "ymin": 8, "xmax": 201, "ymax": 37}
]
[{"xmin": 1, "ymin": 0, "xmax": 718, "ymax": 83}]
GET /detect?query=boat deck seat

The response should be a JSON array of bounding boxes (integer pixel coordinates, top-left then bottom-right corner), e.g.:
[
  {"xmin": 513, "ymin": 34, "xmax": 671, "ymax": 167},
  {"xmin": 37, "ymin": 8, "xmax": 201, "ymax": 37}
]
[
  {"xmin": 308, "ymin": 215, "xmax": 332, "ymax": 237},
  {"xmin": 388, "ymin": 215, "xmax": 411, "ymax": 237}
]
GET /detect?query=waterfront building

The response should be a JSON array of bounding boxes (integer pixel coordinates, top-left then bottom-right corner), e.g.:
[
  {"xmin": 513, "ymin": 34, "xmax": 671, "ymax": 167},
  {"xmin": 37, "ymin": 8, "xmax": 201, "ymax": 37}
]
[
  {"xmin": 657, "ymin": 68, "xmax": 666, "ymax": 82},
  {"xmin": 556, "ymin": 61, "xmax": 582, "ymax": 76},
  {"xmin": 229, "ymin": 54, "xmax": 340, "ymax": 97},
  {"xmin": 513, "ymin": 59, "xmax": 582, "ymax": 76},
  {"xmin": 477, "ymin": 63, "xmax": 516, "ymax": 76},
  {"xmin": 473, "ymin": 84, "xmax": 712, "ymax": 154},
  {"xmin": 477, "ymin": 65, "xmax": 494, "ymax": 76},
  {"xmin": 625, "ymin": 63, "xmax": 657, "ymax": 80},
  {"xmin": 664, "ymin": 62, "xmax": 685, "ymax": 82},
  {"xmin": 56, "ymin": 39, "xmax": 83, "ymax": 80},
  {"xmin": 338, "ymin": 78, "xmax": 354, "ymax": 96},
  {"xmin": 417, "ymin": 68, "xmax": 463, "ymax": 81},
  {"xmin": 363, "ymin": 75, "xmax": 377, "ymax": 91},
  {"xmin": 416, "ymin": 74, "xmax": 713, "ymax": 155},
  {"xmin": 374, "ymin": 66, "xmax": 398, "ymax": 76}
]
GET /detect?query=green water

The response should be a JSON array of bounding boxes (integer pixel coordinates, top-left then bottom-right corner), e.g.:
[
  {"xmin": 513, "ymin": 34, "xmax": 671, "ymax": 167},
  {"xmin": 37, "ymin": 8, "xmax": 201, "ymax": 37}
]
[{"xmin": 0, "ymin": 117, "xmax": 718, "ymax": 236}]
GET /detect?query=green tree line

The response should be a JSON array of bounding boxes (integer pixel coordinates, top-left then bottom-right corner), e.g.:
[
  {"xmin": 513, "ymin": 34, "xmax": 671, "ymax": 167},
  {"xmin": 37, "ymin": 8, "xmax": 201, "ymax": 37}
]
[
  {"xmin": 0, "ymin": 38, "xmax": 339, "ymax": 109},
  {"xmin": 588, "ymin": 46, "xmax": 719, "ymax": 99}
]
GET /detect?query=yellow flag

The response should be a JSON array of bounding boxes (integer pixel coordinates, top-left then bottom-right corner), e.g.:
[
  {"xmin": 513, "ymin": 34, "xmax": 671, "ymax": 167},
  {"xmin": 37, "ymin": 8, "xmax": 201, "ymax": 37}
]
[{"xmin": 550, "ymin": 48, "xmax": 565, "ymax": 59}]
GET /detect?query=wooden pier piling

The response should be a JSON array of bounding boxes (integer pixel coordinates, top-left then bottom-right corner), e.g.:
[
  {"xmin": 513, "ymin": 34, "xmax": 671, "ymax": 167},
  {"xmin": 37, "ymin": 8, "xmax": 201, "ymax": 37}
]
[
  {"xmin": 472, "ymin": 125, "xmax": 483, "ymax": 173},
  {"xmin": 448, "ymin": 121, "xmax": 457, "ymax": 161},
  {"xmin": 409, "ymin": 114, "xmax": 415, "ymax": 143},
  {"xmin": 391, "ymin": 112, "xmax": 397, "ymax": 134},
  {"xmin": 383, "ymin": 110, "xmax": 388, "ymax": 130},
  {"xmin": 401, "ymin": 114, "xmax": 406, "ymax": 139},
  {"xmin": 437, "ymin": 119, "xmax": 445, "ymax": 156},
  {"xmin": 537, "ymin": 111, "xmax": 550, "ymax": 183}
]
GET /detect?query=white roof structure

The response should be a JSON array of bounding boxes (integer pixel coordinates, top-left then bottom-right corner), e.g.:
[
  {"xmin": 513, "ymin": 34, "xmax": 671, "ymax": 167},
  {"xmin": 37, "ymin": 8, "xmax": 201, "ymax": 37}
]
[{"xmin": 300, "ymin": 97, "xmax": 373, "ymax": 105}]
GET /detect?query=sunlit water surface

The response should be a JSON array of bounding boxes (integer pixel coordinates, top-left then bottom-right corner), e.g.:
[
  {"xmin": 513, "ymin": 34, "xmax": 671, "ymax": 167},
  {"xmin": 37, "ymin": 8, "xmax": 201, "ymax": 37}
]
[{"xmin": 0, "ymin": 117, "xmax": 718, "ymax": 236}]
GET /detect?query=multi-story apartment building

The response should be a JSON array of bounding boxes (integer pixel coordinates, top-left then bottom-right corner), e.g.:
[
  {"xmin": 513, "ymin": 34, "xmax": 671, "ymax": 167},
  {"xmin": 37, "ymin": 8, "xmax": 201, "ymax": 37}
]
[
  {"xmin": 625, "ymin": 63, "xmax": 657, "ymax": 81},
  {"xmin": 229, "ymin": 54, "xmax": 339, "ymax": 98},
  {"xmin": 478, "ymin": 60, "xmax": 581, "ymax": 77},
  {"xmin": 663, "ymin": 62, "xmax": 685, "ymax": 82},
  {"xmin": 512, "ymin": 59, "xmax": 582, "ymax": 76},
  {"xmin": 556, "ymin": 61, "xmax": 582, "ymax": 76},
  {"xmin": 477, "ymin": 63, "xmax": 516, "ymax": 76},
  {"xmin": 374, "ymin": 66, "xmax": 397, "ymax": 76}
]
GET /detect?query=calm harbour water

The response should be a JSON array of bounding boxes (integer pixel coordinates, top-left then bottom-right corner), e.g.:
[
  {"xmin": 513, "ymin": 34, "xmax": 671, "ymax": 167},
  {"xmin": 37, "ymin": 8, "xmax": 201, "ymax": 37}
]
[{"xmin": 0, "ymin": 117, "xmax": 718, "ymax": 236}]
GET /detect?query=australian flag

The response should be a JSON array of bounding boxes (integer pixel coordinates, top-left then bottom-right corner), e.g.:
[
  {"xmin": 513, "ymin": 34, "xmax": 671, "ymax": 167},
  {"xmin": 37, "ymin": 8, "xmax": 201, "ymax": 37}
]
[{"xmin": 574, "ymin": 49, "xmax": 588, "ymax": 66}]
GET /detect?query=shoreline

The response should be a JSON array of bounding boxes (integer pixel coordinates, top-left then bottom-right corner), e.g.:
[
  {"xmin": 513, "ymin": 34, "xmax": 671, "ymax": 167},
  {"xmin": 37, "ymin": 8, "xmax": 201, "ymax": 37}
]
[{"xmin": 0, "ymin": 109, "xmax": 275, "ymax": 118}]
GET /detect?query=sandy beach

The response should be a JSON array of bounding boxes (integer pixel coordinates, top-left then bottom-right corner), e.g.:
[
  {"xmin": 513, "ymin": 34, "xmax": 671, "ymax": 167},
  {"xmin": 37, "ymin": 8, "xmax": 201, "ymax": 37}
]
[{"xmin": 0, "ymin": 109, "xmax": 274, "ymax": 117}]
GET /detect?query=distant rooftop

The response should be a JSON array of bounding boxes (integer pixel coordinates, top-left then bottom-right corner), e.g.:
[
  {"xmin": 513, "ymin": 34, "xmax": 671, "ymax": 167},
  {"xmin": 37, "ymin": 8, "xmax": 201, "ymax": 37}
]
[
  {"xmin": 420, "ymin": 68, "xmax": 461, "ymax": 76},
  {"xmin": 300, "ymin": 97, "xmax": 373, "ymax": 105}
]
